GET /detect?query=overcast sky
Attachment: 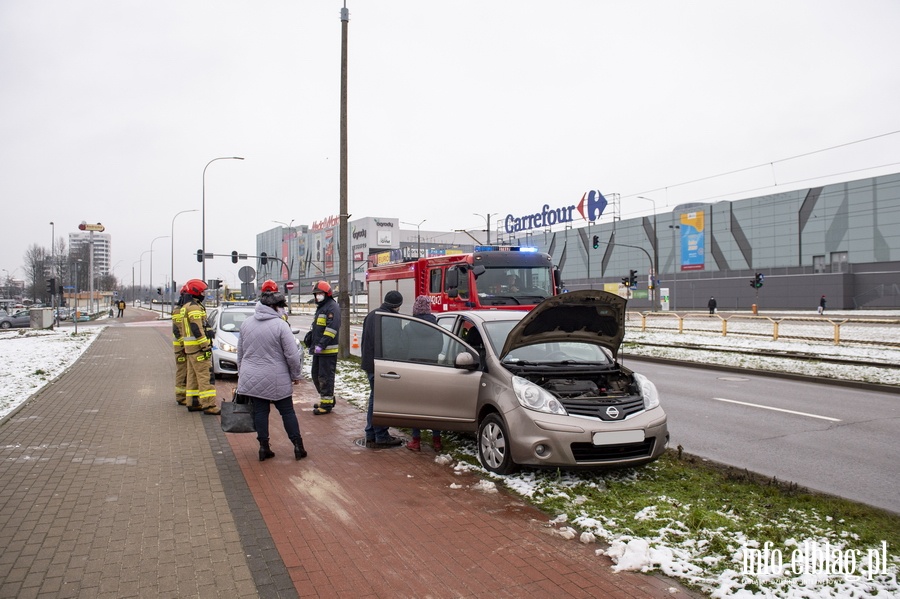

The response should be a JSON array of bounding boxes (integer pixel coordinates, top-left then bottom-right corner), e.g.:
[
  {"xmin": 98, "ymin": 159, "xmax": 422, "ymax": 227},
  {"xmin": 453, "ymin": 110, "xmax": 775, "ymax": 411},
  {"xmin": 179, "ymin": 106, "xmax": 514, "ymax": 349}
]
[{"xmin": 2, "ymin": 1, "xmax": 899, "ymax": 289}]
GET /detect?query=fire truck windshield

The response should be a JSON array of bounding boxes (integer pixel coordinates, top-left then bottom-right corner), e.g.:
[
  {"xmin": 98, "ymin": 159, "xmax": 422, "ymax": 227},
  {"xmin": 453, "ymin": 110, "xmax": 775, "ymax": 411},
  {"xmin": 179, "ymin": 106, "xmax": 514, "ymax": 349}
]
[{"xmin": 474, "ymin": 266, "xmax": 553, "ymax": 306}]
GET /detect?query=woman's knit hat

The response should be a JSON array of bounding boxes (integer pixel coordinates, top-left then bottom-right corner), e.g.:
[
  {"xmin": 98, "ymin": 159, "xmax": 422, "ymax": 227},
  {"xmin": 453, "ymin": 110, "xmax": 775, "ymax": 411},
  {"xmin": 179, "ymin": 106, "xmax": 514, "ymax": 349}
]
[
  {"xmin": 413, "ymin": 295, "xmax": 431, "ymax": 315},
  {"xmin": 259, "ymin": 291, "xmax": 287, "ymax": 308}
]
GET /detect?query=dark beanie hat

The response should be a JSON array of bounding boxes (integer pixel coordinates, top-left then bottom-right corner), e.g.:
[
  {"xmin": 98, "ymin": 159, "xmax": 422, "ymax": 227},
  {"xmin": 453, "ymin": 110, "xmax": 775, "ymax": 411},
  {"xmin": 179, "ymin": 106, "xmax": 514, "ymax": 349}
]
[
  {"xmin": 260, "ymin": 291, "xmax": 286, "ymax": 307},
  {"xmin": 384, "ymin": 290, "xmax": 403, "ymax": 309}
]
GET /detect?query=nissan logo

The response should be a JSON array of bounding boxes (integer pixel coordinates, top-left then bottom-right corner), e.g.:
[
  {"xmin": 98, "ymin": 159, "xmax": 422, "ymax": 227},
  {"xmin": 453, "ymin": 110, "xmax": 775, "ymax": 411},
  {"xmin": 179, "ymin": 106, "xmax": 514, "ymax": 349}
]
[{"xmin": 605, "ymin": 407, "xmax": 620, "ymax": 419}]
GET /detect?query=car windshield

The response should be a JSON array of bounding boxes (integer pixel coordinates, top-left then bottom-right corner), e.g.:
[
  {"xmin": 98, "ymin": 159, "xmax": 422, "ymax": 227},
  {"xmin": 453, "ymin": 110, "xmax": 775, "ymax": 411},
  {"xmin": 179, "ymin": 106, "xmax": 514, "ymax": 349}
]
[
  {"xmin": 482, "ymin": 320, "xmax": 613, "ymax": 364},
  {"xmin": 474, "ymin": 266, "xmax": 552, "ymax": 305},
  {"xmin": 220, "ymin": 310, "xmax": 253, "ymax": 332}
]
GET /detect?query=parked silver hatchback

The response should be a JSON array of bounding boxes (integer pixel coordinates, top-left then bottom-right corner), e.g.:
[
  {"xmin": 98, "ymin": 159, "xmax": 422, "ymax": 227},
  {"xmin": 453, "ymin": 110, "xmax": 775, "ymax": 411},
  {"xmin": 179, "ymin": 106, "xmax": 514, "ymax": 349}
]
[{"xmin": 371, "ymin": 290, "xmax": 669, "ymax": 474}]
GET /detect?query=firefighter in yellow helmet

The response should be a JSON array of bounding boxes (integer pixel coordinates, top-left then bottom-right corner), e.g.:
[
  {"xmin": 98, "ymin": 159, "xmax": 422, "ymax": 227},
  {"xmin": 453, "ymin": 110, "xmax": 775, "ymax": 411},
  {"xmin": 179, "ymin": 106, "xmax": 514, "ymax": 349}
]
[
  {"xmin": 181, "ymin": 279, "xmax": 218, "ymax": 414},
  {"xmin": 173, "ymin": 283, "xmax": 190, "ymax": 406},
  {"xmin": 309, "ymin": 280, "xmax": 340, "ymax": 415}
]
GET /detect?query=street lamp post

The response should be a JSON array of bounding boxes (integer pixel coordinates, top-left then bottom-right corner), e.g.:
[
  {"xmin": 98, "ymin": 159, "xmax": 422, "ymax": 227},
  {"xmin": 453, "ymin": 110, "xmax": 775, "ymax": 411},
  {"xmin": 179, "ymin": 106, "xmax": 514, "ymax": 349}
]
[
  {"xmin": 149, "ymin": 236, "xmax": 169, "ymax": 312},
  {"xmin": 637, "ymin": 197, "xmax": 659, "ymax": 312},
  {"xmin": 49, "ymin": 221, "xmax": 55, "ymax": 324},
  {"xmin": 669, "ymin": 225, "xmax": 681, "ymax": 310},
  {"xmin": 401, "ymin": 219, "xmax": 426, "ymax": 258},
  {"xmin": 171, "ymin": 209, "xmax": 198, "ymax": 312},
  {"xmin": 473, "ymin": 213, "xmax": 498, "ymax": 244},
  {"xmin": 202, "ymin": 156, "xmax": 244, "ymax": 282}
]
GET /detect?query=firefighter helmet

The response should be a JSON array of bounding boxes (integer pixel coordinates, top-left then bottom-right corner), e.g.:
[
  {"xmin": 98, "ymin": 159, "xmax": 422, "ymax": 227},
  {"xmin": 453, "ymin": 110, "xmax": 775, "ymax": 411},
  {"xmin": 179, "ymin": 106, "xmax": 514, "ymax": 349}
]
[
  {"xmin": 312, "ymin": 281, "xmax": 332, "ymax": 297},
  {"xmin": 183, "ymin": 279, "xmax": 208, "ymax": 297},
  {"xmin": 260, "ymin": 279, "xmax": 279, "ymax": 293}
]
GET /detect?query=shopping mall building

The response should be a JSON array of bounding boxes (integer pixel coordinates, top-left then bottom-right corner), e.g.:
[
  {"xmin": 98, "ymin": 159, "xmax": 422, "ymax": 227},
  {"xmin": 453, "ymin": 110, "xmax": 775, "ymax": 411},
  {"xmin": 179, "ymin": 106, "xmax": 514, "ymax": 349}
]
[{"xmin": 256, "ymin": 171, "xmax": 900, "ymax": 311}]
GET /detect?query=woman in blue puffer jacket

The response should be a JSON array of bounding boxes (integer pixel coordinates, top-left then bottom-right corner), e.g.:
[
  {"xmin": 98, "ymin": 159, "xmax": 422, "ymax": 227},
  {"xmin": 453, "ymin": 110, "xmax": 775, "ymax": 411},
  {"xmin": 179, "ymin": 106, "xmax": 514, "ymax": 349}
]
[{"xmin": 237, "ymin": 287, "xmax": 307, "ymax": 461}]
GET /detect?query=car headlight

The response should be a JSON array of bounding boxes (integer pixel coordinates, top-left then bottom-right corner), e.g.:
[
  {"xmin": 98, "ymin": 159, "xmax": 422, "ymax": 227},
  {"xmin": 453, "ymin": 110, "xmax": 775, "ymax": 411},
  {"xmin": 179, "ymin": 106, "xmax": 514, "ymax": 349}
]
[
  {"xmin": 219, "ymin": 341, "xmax": 237, "ymax": 354},
  {"xmin": 634, "ymin": 372, "xmax": 660, "ymax": 410},
  {"xmin": 511, "ymin": 376, "xmax": 567, "ymax": 415}
]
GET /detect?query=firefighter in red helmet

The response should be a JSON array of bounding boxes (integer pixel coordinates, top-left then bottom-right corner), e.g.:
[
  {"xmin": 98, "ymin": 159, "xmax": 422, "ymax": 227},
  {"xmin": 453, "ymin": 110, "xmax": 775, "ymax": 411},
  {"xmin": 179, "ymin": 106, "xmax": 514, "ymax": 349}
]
[
  {"xmin": 172, "ymin": 283, "xmax": 190, "ymax": 406},
  {"xmin": 309, "ymin": 280, "xmax": 340, "ymax": 415},
  {"xmin": 260, "ymin": 279, "xmax": 279, "ymax": 293},
  {"xmin": 180, "ymin": 279, "xmax": 218, "ymax": 414}
]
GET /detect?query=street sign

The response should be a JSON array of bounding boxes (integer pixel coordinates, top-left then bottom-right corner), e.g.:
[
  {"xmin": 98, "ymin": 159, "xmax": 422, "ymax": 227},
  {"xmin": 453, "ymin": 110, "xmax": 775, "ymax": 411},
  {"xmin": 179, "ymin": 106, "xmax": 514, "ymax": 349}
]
[
  {"xmin": 78, "ymin": 222, "xmax": 105, "ymax": 232},
  {"xmin": 285, "ymin": 281, "xmax": 295, "ymax": 290}
]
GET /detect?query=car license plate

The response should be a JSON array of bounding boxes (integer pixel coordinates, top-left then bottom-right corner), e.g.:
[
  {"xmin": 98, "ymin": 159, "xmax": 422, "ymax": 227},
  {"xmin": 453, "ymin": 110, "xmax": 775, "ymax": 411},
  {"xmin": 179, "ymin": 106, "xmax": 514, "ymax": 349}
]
[{"xmin": 592, "ymin": 430, "xmax": 645, "ymax": 446}]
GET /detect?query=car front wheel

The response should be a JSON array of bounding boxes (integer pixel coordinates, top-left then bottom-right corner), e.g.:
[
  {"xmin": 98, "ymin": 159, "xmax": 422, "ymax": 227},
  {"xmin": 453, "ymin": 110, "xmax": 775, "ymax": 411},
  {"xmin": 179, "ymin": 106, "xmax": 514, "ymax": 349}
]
[
  {"xmin": 0, "ymin": 322, "xmax": 10, "ymax": 329},
  {"xmin": 477, "ymin": 413, "xmax": 520, "ymax": 475}
]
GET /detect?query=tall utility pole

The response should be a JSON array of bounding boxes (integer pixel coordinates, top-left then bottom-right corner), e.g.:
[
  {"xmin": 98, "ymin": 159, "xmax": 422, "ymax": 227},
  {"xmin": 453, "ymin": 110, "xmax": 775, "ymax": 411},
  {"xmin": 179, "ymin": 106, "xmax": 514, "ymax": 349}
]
[{"xmin": 337, "ymin": 1, "xmax": 351, "ymax": 358}]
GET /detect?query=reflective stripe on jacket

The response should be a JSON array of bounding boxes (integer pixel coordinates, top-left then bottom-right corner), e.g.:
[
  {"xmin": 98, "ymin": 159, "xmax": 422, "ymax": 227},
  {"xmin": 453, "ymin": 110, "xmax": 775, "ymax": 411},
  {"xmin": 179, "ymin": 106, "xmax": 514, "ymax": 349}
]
[
  {"xmin": 311, "ymin": 297, "xmax": 341, "ymax": 355},
  {"xmin": 182, "ymin": 300, "xmax": 210, "ymax": 354}
]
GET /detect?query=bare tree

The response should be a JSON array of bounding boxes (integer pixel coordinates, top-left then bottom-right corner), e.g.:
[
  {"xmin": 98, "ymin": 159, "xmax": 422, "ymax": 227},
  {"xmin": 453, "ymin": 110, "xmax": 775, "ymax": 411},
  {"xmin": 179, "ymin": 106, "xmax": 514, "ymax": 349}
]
[{"xmin": 23, "ymin": 244, "xmax": 47, "ymax": 303}]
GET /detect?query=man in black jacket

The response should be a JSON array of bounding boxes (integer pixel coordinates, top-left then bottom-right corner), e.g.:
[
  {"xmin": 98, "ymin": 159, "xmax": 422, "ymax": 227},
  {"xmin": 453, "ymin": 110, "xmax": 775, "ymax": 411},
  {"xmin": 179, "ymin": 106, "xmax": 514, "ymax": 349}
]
[{"xmin": 361, "ymin": 290, "xmax": 405, "ymax": 447}]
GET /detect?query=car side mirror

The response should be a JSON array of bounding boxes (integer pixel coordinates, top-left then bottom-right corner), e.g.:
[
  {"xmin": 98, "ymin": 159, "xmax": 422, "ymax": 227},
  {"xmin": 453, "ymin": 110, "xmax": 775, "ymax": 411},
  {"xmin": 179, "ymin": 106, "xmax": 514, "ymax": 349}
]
[{"xmin": 455, "ymin": 352, "xmax": 480, "ymax": 370}]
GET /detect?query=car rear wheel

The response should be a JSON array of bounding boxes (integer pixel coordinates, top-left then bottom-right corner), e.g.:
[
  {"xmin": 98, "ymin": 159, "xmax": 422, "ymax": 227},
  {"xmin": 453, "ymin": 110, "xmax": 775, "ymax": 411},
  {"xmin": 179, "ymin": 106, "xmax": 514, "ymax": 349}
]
[
  {"xmin": 0, "ymin": 322, "xmax": 10, "ymax": 329},
  {"xmin": 477, "ymin": 413, "xmax": 520, "ymax": 475}
]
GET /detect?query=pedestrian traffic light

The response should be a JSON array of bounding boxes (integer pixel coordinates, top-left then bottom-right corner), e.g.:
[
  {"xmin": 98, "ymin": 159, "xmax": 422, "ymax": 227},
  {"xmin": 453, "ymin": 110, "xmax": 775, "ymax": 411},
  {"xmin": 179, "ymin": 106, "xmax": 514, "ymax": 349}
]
[
  {"xmin": 260, "ymin": 252, "xmax": 268, "ymax": 266},
  {"xmin": 750, "ymin": 272, "xmax": 764, "ymax": 288},
  {"xmin": 46, "ymin": 277, "xmax": 56, "ymax": 295},
  {"xmin": 629, "ymin": 269, "xmax": 638, "ymax": 287},
  {"xmin": 231, "ymin": 250, "xmax": 238, "ymax": 264},
  {"xmin": 196, "ymin": 249, "xmax": 203, "ymax": 263},
  {"xmin": 592, "ymin": 235, "xmax": 599, "ymax": 249}
]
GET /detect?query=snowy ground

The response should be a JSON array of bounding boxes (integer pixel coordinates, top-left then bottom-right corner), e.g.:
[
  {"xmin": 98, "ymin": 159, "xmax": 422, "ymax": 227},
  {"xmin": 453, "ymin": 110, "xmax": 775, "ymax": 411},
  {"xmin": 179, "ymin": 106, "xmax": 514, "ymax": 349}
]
[{"xmin": 2, "ymin": 316, "xmax": 898, "ymax": 597}]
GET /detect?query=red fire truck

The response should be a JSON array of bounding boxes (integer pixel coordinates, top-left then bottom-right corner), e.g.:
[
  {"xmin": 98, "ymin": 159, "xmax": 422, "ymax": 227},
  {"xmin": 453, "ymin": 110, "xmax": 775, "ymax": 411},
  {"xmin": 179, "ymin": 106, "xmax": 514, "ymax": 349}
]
[{"xmin": 366, "ymin": 246, "xmax": 562, "ymax": 313}]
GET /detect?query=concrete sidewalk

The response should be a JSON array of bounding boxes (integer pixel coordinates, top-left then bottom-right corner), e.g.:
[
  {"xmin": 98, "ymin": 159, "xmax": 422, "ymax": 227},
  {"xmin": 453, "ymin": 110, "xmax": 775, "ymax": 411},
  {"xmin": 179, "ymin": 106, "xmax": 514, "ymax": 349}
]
[{"xmin": 0, "ymin": 313, "xmax": 698, "ymax": 598}]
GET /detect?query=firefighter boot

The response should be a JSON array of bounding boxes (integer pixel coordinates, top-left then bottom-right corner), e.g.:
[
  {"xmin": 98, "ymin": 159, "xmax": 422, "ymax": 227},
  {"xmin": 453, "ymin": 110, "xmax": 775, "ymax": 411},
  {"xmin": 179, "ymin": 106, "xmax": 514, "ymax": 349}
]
[
  {"xmin": 187, "ymin": 399, "xmax": 204, "ymax": 412},
  {"xmin": 259, "ymin": 442, "xmax": 275, "ymax": 462},
  {"xmin": 312, "ymin": 397, "xmax": 334, "ymax": 415},
  {"xmin": 293, "ymin": 437, "xmax": 308, "ymax": 460}
]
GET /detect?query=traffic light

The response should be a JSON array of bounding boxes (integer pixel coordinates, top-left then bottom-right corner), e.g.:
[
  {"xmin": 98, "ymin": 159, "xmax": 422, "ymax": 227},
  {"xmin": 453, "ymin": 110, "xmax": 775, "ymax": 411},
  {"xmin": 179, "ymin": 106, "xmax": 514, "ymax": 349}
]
[
  {"xmin": 231, "ymin": 250, "xmax": 238, "ymax": 264},
  {"xmin": 750, "ymin": 272, "xmax": 764, "ymax": 289},
  {"xmin": 213, "ymin": 279, "xmax": 222, "ymax": 289},
  {"xmin": 621, "ymin": 276, "xmax": 630, "ymax": 287},
  {"xmin": 46, "ymin": 277, "xmax": 56, "ymax": 295},
  {"xmin": 629, "ymin": 269, "xmax": 637, "ymax": 287},
  {"xmin": 196, "ymin": 249, "xmax": 203, "ymax": 263},
  {"xmin": 260, "ymin": 252, "xmax": 268, "ymax": 266},
  {"xmin": 156, "ymin": 287, "xmax": 162, "ymax": 296},
  {"xmin": 592, "ymin": 235, "xmax": 599, "ymax": 249}
]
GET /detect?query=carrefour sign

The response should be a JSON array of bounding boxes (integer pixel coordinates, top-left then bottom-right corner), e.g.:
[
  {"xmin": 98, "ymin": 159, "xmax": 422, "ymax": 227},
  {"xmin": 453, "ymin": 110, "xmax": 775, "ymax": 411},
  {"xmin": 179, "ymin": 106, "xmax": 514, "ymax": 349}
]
[{"xmin": 503, "ymin": 190, "xmax": 608, "ymax": 234}]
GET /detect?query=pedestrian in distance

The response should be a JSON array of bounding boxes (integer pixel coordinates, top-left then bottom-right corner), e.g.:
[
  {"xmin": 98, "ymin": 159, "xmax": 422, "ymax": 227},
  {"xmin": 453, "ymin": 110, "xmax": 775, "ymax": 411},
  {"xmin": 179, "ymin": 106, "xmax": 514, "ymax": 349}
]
[
  {"xmin": 361, "ymin": 290, "xmax": 405, "ymax": 448},
  {"xmin": 237, "ymin": 287, "xmax": 307, "ymax": 462},
  {"xmin": 818, "ymin": 295, "xmax": 827, "ymax": 315},
  {"xmin": 405, "ymin": 295, "xmax": 443, "ymax": 452},
  {"xmin": 309, "ymin": 281, "xmax": 341, "ymax": 415},
  {"xmin": 707, "ymin": 296, "xmax": 717, "ymax": 315},
  {"xmin": 179, "ymin": 279, "xmax": 219, "ymax": 414},
  {"xmin": 117, "ymin": 299, "xmax": 126, "ymax": 317}
]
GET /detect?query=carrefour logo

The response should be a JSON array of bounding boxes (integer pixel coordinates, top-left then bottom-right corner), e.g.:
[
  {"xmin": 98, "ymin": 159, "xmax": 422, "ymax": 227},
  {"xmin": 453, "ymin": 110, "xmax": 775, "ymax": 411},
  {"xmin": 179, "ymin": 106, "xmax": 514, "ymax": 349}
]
[{"xmin": 503, "ymin": 190, "xmax": 608, "ymax": 234}]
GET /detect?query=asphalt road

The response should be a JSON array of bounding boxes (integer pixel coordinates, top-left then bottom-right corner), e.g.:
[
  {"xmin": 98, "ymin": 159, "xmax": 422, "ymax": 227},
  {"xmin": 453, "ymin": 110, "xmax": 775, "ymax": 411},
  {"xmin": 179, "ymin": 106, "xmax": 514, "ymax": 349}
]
[{"xmin": 629, "ymin": 358, "xmax": 900, "ymax": 514}]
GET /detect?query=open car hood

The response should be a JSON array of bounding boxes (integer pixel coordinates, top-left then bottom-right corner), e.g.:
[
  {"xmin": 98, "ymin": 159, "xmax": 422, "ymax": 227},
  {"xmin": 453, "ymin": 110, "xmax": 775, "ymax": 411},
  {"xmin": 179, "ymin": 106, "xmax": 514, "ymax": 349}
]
[{"xmin": 499, "ymin": 289, "xmax": 627, "ymax": 358}]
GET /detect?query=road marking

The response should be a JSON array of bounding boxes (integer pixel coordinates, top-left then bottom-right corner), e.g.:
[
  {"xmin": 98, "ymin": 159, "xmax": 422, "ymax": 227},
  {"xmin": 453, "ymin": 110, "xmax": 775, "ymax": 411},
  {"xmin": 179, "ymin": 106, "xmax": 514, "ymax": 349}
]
[{"xmin": 711, "ymin": 397, "xmax": 841, "ymax": 422}]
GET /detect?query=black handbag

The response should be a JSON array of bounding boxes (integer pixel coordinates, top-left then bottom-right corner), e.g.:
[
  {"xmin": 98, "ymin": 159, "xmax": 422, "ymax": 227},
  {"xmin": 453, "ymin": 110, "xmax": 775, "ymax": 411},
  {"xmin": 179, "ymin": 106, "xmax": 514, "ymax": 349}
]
[{"xmin": 220, "ymin": 391, "xmax": 255, "ymax": 433}]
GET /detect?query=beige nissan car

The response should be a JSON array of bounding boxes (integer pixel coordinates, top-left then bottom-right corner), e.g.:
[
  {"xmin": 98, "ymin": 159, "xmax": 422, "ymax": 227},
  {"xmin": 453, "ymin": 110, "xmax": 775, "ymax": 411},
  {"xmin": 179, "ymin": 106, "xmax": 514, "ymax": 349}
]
[{"xmin": 371, "ymin": 290, "xmax": 669, "ymax": 474}]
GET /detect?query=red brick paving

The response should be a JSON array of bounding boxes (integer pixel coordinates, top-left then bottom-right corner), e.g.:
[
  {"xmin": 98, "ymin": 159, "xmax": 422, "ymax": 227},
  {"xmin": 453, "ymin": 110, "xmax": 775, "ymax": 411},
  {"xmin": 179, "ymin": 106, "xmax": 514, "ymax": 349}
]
[{"xmin": 221, "ymin": 377, "xmax": 698, "ymax": 598}]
